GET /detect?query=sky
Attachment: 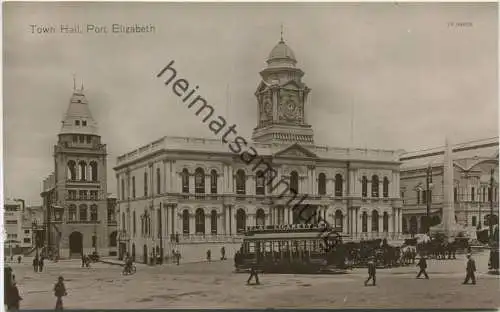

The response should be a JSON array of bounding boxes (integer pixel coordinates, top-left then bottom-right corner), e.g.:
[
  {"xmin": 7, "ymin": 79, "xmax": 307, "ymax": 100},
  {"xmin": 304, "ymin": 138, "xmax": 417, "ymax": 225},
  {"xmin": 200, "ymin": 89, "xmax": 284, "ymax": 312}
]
[{"xmin": 2, "ymin": 2, "xmax": 498, "ymax": 206}]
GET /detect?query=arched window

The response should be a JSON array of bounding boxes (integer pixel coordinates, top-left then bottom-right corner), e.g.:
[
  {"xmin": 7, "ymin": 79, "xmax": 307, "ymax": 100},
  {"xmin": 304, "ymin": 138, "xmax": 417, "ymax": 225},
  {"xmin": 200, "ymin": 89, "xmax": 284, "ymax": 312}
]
[
  {"xmin": 483, "ymin": 187, "xmax": 486, "ymax": 202},
  {"xmin": 471, "ymin": 187, "xmax": 475, "ymax": 202},
  {"xmin": 121, "ymin": 179, "xmax": 125, "ymax": 200},
  {"xmin": 90, "ymin": 161, "xmax": 98, "ymax": 181},
  {"xmin": 90, "ymin": 204, "xmax": 98, "ymax": 221},
  {"xmin": 454, "ymin": 187, "xmax": 458, "ymax": 202},
  {"xmin": 144, "ymin": 172, "xmax": 148, "ymax": 197},
  {"xmin": 318, "ymin": 173, "xmax": 326, "ymax": 195},
  {"xmin": 372, "ymin": 210, "xmax": 379, "ymax": 232},
  {"xmin": 156, "ymin": 168, "xmax": 161, "ymax": 195},
  {"xmin": 335, "ymin": 174, "xmax": 343, "ymax": 197},
  {"xmin": 472, "ymin": 216, "xmax": 477, "ymax": 227},
  {"xmin": 79, "ymin": 204, "xmax": 88, "ymax": 221},
  {"xmin": 488, "ymin": 187, "xmax": 492, "ymax": 202},
  {"xmin": 182, "ymin": 169, "xmax": 189, "ymax": 193},
  {"xmin": 133, "ymin": 211, "xmax": 136, "ymax": 235},
  {"xmin": 335, "ymin": 210, "xmax": 343, "ymax": 231},
  {"xmin": 132, "ymin": 176, "xmax": 136, "ymax": 198},
  {"xmin": 210, "ymin": 170, "xmax": 218, "ymax": 194},
  {"xmin": 195, "ymin": 208, "xmax": 205, "ymax": 234},
  {"xmin": 68, "ymin": 205, "xmax": 77, "ymax": 221},
  {"xmin": 290, "ymin": 171, "xmax": 299, "ymax": 194},
  {"xmin": 362, "ymin": 176, "xmax": 368, "ymax": 197},
  {"xmin": 371, "ymin": 175, "xmax": 379, "ymax": 197},
  {"xmin": 67, "ymin": 161, "xmax": 76, "ymax": 180},
  {"xmin": 383, "ymin": 177, "xmax": 389, "ymax": 198},
  {"xmin": 236, "ymin": 170, "xmax": 246, "ymax": 195},
  {"xmin": 182, "ymin": 210, "xmax": 190, "ymax": 234},
  {"xmin": 256, "ymin": 209, "xmax": 266, "ymax": 226},
  {"xmin": 256, "ymin": 171, "xmax": 265, "ymax": 195},
  {"xmin": 78, "ymin": 161, "xmax": 87, "ymax": 181},
  {"xmin": 383, "ymin": 212, "xmax": 389, "ymax": 232},
  {"xmin": 236, "ymin": 209, "xmax": 246, "ymax": 233},
  {"xmin": 195, "ymin": 168, "xmax": 205, "ymax": 193},
  {"xmin": 362, "ymin": 212, "xmax": 368, "ymax": 232},
  {"xmin": 211, "ymin": 210, "xmax": 218, "ymax": 234},
  {"xmin": 122, "ymin": 212, "xmax": 126, "ymax": 232}
]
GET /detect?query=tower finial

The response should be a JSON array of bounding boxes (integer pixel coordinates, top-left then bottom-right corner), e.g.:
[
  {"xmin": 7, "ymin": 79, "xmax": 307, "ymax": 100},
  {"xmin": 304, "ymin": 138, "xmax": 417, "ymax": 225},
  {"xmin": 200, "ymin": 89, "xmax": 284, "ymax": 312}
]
[
  {"xmin": 81, "ymin": 81, "xmax": 84, "ymax": 92},
  {"xmin": 280, "ymin": 24, "xmax": 284, "ymax": 42},
  {"xmin": 73, "ymin": 74, "xmax": 76, "ymax": 91}
]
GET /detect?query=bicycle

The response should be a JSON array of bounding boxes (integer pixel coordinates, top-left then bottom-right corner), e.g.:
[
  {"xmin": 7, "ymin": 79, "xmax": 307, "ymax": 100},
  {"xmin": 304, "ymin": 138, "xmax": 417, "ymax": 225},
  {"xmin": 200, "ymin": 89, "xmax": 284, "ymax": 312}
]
[{"xmin": 122, "ymin": 264, "xmax": 136, "ymax": 275}]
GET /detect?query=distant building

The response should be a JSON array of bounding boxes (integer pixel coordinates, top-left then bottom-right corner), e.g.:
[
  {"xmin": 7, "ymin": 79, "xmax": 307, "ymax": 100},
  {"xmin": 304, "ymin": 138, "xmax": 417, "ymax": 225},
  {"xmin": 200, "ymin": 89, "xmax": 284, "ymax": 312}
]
[
  {"xmin": 400, "ymin": 137, "xmax": 499, "ymax": 235},
  {"xmin": 114, "ymin": 36, "xmax": 404, "ymax": 263},
  {"xmin": 40, "ymin": 86, "xmax": 117, "ymax": 258},
  {"xmin": 3, "ymin": 199, "xmax": 25, "ymax": 255}
]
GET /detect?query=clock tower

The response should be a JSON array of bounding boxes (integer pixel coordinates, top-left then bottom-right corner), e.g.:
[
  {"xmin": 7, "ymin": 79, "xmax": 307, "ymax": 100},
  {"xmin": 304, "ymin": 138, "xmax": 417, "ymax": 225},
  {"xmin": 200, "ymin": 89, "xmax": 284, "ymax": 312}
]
[{"xmin": 252, "ymin": 35, "xmax": 314, "ymax": 145}]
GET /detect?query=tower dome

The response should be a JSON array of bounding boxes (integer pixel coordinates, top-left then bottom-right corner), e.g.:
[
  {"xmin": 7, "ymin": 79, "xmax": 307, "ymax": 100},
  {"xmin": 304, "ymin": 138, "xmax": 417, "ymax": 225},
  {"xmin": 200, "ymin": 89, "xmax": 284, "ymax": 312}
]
[{"xmin": 268, "ymin": 39, "xmax": 296, "ymax": 62}]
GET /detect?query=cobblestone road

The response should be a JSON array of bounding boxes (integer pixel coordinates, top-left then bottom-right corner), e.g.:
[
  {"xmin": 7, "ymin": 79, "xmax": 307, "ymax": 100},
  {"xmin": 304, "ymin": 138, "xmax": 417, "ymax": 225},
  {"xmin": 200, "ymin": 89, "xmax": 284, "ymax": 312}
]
[{"xmin": 7, "ymin": 251, "xmax": 499, "ymax": 309}]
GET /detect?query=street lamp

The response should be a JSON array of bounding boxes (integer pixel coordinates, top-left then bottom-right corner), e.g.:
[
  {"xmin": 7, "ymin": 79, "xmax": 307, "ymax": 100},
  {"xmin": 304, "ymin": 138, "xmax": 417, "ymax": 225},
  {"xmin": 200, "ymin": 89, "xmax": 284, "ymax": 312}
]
[
  {"xmin": 426, "ymin": 164, "xmax": 434, "ymax": 234},
  {"xmin": 32, "ymin": 220, "xmax": 39, "ymax": 259}
]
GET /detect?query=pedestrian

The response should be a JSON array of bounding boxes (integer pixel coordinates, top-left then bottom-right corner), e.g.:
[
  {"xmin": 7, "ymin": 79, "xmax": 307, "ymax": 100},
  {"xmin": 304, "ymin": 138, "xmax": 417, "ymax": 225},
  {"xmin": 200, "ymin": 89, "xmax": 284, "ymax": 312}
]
[
  {"xmin": 6, "ymin": 280, "xmax": 22, "ymax": 312},
  {"xmin": 33, "ymin": 257, "xmax": 39, "ymax": 273},
  {"xmin": 207, "ymin": 249, "xmax": 211, "ymax": 262},
  {"xmin": 364, "ymin": 256, "xmax": 376, "ymax": 286},
  {"xmin": 247, "ymin": 265, "xmax": 260, "ymax": 285},
  {"xmin": 176, "ymin": 249, "xmax": 180, "ymax": 265},
  {"xmin": 220, "ymin": 246, "xmax": 226, "ymax": 260},
  {"xmin": 463, "ymin": 254, "xmax": 477, "ymax": 285},
  {"xmin": 416, "ymin": 255, "xmax": 429, "ymax": 279},
  {"xmin": 17, "ymin": 256, "xmax": 21, "ymax": 264},
  {"xmin": 39, "ymin": 256, "xmax": 44, "ymax": 272},
  {"xmin": 54, "ymin": 276, "xmax": 67, "ymax": 311},
  {"xmin": 81, "ymin": 254, "xmax": 85, "ymax": 268}
]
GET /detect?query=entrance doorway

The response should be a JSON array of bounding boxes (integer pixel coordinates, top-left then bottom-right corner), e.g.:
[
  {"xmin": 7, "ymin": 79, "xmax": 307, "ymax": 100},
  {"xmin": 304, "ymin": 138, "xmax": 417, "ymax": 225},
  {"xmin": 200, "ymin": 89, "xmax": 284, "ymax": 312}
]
[{"xmin": 69, "ymin": 232, "xmax": 83, "ymax": 257}]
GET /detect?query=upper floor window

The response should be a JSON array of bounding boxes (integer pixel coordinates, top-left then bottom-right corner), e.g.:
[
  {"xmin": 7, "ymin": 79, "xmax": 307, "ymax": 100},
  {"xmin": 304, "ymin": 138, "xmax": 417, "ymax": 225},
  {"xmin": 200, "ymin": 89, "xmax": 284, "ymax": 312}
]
[
  {"xmin": 144, "ymin": 172, "xmax": 148, "ymax": 197},
  {"xmin": 471, "ymin": 187, "xmax": 475, "ymax": 202},
  {"xmin": 182, "ymin": 169, "xmax": 189, "ymax": 193},
  {"xmin": 72, "ymin": 135, "xmax": 77, "ymax": 143},
  {"xmin": 454, "ymin": 187, "xmax": 458, "ymax": 202},
  {"xmin": 82, "ymin": 120, "xmax": 87, "ymax": 126},
  {"xmin": 236, "ymin": 169, "xmax": 246, "ymax": 195},
  {"xmin": 75, "ymin": 120, "xmax": 80, "ymax": 126},
  {"xmin": 362, "ymin": 176, "xmax": 368, "ymax": 198},
  {"xmin": 132, "ymin": 176, "xmax": 136, "ymax": 198},
  {"xmin": 121, "ymin": 179, "xmax": 125, "ymax": 200},
  {"xmin": 371, "ymin": 175, "xmax": 379, "ymax": 197},
  {"xmin": 210, "ymin": 170, "xmax": 218, "ymax": 194},
  {"xmin": 256, "ymin": 170, "xmax": 265, "ymax": 195},
  {"xmin": 79, "ymin": 135, "xmax": 84, "ymax": 143},
  {"xmin": 195, "ymin": 168, "xmax": 205, "ymax": 194},
  {"xmin": 417, "ymin": 190, "xmax": 421, "ymax": 204},
  {"xmin": 318, "ymin": 173, "xmax": 326, "ymax": 195},
  {"xmin": 86, "ymin": 136, "xmax": 91, "ymax": 144},
  {"xmin": 383, "ymin": 177, "xmax": 389, "ymax": 198},
  {"xmin": 290, "ymin": 171, "xmax": 299, "ymax": 194},
  {"xmin": 335, "ymin": 174, "xmax": 342, "ymax": 197},
  {"xmin": 156, "ymin": 168, "xmax": 161, "ymax": 195}
]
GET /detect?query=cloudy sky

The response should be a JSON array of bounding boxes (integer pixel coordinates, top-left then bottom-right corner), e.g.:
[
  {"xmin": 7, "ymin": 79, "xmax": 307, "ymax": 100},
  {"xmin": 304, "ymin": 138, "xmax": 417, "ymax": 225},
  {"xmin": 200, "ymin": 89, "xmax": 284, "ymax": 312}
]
[{"xmin": 3, "ymin": 2, "xmax": 498, "ymax": 205}]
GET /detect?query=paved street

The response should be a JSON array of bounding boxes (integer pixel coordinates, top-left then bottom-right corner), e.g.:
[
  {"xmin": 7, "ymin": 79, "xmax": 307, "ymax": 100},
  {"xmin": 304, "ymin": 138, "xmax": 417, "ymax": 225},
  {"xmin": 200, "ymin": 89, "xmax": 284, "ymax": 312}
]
[{"xmin": 7, "ymin": 251, "xmax": 499, "ymax": 309}]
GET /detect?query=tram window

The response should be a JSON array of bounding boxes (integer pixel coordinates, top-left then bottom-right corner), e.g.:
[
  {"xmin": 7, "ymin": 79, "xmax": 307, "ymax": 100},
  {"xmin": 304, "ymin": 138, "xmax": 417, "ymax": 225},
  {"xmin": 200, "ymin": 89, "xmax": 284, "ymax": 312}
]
[
  {"xmin": 248, "ymin": 242, "xmax": 255, "ymax": 253},
  {"xmin": 265, "ymin": 242, "xmax": 271, "ymax": 252}
]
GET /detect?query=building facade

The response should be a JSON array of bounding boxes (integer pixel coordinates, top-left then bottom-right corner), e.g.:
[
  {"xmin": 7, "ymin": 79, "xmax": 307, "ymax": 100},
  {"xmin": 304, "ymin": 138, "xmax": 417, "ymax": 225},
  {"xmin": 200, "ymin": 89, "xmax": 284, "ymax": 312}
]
[
  {"xmin": 400, "ymin": 137, "xmax": 499, "ymax": 236},
  {"xmin": 114, "ymin": 37, "xmax": 404, "ymax": 263},
  {"xmin": 40, "ymin": 87, "xmax": 117, "ymax": 258},
  {"xmin": 3, "ymin": 199, "xmax": 25, "ymax": 254}
]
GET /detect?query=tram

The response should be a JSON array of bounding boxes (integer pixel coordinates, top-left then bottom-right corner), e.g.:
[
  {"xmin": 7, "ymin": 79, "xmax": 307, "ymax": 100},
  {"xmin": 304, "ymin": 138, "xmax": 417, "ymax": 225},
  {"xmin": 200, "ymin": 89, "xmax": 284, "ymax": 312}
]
[{"xmin": 234, "ymin": 223, "xmax": 349, "ymax": 274}]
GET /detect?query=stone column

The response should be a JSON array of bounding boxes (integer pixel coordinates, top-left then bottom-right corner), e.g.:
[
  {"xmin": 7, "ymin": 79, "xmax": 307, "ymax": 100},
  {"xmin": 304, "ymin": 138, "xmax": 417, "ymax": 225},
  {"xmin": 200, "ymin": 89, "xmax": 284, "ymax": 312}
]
[
  {"xmin": 289, "ymin": 206, "xmax": 294, "ymax": 224},
  {"xmin": 268, "ymin": 207, "xmax": 273, "ymax": 225},
  {"xmin": 342, "ymin": 210, "xmax": 348, "ymax": 233},
  {"xmin": 189, "ymin": 212, "xmax": 195, "ymax": 235},
  {"xmin": 327, "ymin": 178, "xmax": 334, "ymax": 196},
  {"xmin": 189, "ymin": 174, "xmax": 195, "ymax": 194},
  {"xmin": 173, "ymin": 204, "xmax": 178, "ymax": 235},
  {"xmin": 205, "ymin": 213, "xmax": 211, "ymax": 235},
  {"xmin": 205, "ymin": 175, "xmax": 210, "ymax": 194}
]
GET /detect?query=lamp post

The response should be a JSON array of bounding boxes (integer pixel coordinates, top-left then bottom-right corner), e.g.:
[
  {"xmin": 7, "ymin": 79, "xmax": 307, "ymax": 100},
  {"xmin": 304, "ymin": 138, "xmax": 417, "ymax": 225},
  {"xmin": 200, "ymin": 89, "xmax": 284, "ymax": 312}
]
[
  {"xmin": 426, "ymin": 165, "xmax": 434, "ymax": 234},
  {"xmin": 32, "ymin": 220, "xmax": 39, "ymax": 260},
  {"xmin": 490, "ymin": 168, "xmax": 495, "ymax": 242},
  {"xmin": 159, "ymin": 202, "xmax": 163, "ymax": 265}
]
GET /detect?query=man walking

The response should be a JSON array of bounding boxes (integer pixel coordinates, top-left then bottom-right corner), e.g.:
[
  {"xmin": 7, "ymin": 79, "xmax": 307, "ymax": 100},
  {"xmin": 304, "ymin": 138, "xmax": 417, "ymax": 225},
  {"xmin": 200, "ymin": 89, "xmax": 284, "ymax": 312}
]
[
  {"xmin": 32, "ymin": 257, "xmax": 38, "ymax": 273},
  {"xmin": 463, "ymin": 254, "xmax": 477, "ymax": 285},
  {"xmin": 247, "ymin": 264, "xmax": 260, "ymax": 285},
  {"xmin": 416, "ymin": 255, "xmax": 429, "ymax": 279},
  {"xmin": 206, "ymin": 249, "xmax": 211, "ymax": 263},
  {"xmin": 364, "ymin": 256, "xmax": 376, "ymax": 286},
  {"xmin": 54, "ymin": 276, "xmax": 67, "ymax": 311}
]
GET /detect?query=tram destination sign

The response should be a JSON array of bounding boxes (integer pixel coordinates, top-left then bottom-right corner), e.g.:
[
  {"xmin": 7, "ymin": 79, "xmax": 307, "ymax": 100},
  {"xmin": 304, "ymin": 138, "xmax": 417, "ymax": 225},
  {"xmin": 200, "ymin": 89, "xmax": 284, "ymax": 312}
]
[{"xmin": 245, "ymin": 224, "xmax": 342, "ymax": 233}]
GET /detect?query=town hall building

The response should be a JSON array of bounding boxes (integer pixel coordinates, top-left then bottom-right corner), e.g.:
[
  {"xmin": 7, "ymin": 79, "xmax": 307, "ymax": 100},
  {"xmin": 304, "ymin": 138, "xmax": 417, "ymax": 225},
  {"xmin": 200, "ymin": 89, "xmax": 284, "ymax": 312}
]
[{"xmin": 114, "ymin": 36, "xmax": 404, "ymax": 263}]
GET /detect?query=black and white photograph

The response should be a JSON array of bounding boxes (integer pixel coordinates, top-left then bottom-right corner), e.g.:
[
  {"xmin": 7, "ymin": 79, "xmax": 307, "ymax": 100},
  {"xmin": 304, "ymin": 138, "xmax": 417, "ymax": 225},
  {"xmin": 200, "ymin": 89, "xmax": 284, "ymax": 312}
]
[{"xmin": 2, "ymin": 2, "xmax": 499, "ymax": 310}]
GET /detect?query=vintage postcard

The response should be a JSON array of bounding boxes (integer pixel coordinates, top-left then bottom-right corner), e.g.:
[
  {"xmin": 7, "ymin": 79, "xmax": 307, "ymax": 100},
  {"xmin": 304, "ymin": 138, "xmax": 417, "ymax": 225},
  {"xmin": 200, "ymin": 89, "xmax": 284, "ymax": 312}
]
[{"xmin": 2, "ymin": 2, "xmax": 499, "ymax": 310}]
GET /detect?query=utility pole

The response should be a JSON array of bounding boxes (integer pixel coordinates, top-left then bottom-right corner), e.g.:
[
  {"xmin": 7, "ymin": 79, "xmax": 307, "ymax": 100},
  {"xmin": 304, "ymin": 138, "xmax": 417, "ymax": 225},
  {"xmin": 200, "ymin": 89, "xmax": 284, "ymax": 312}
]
[
  {"xmin": 159, "ymin": 202, "xmax": 163, "ymax": 264},
  {"xmin": 490, "ymin": 168, "xmax": 495, "ymax": 242}
]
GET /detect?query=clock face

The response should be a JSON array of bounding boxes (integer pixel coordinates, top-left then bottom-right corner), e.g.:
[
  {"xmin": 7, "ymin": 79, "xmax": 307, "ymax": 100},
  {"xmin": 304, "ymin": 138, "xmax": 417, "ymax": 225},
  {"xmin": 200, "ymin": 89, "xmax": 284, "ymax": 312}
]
[{"xmin": 280, "ymin": 92, "xmax": 300, "ymax": 121}]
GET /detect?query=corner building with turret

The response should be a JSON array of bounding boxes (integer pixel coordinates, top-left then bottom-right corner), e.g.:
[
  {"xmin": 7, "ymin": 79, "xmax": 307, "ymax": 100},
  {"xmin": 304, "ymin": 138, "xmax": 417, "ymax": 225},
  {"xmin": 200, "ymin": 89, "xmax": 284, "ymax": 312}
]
[
  {"xmin": 41, "ymin": 88, "xmax": 117, "ymax": 258},
  {"xmin": 114, "ymin": 37, "xmax": 405, "ymax": 264}
]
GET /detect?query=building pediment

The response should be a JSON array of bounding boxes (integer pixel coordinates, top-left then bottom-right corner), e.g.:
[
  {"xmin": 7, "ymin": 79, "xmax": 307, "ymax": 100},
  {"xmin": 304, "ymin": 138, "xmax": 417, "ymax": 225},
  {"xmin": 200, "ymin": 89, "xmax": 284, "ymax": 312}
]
[{"xmin": 274, "ymin": 143, "xmax": 318, "ymax": 159}]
